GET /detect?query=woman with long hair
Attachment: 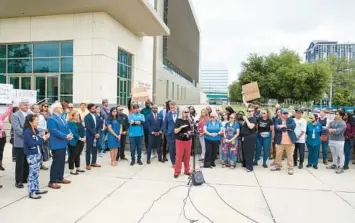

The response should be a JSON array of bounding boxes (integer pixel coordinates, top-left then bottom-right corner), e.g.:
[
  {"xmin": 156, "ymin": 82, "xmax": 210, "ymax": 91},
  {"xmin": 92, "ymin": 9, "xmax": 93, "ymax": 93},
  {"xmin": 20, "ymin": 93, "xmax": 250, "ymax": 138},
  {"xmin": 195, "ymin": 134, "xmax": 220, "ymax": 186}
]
[
  {"xmin": 67, "ymin": 110, "xmax": 86, "ymax": 175},
  {"xmin": 106, "ymin": 107, "xmax": 122, "ymax": 166},
  {"xmin": 198, "ymin": 109, "xmax": 209, "ymax": 161},
  {"xmin": 206, "ymin": 106, "xmax": 212, "ymax": 116},
  {"xmin": 254, "ymin": 108, "xmax": 274, "ymax": 168},
  {"xmin": 343, "ymin": 112, "xmax": 355, "ymax": 170},
  {"xmin": 173, "ymin": 107, "xmax": 193, "ymax": 178},
  {"xmin": 222, "ymin": 113, "xmax": 240, "ymax": 168},
  {"xmin": 40, "ymin": 103, "xmax": 51, "ymax": 121},
  {"xmin": 23, "ymin": 114, "xmax": 50, "ymax": 199}
]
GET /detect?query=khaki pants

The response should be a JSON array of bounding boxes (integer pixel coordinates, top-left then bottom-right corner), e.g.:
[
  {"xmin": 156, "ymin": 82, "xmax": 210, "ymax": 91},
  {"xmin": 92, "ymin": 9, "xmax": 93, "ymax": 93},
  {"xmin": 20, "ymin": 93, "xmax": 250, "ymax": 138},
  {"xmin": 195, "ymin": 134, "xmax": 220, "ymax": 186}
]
[{"xmin": 275, "ymin": 144, "xmax": 295, "ymax": 169}]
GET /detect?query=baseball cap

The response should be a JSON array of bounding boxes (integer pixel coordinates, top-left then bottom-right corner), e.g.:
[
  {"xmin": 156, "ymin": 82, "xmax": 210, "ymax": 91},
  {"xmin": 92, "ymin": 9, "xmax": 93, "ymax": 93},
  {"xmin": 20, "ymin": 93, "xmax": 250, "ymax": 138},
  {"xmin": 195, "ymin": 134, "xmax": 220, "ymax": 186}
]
[
  {"xmin": 295, "ymin": 109, "xmax": 303, "ymax": 114},
  {"xmin": 281, "ymin": 109, "xmax": 289, "ymax": 114}
]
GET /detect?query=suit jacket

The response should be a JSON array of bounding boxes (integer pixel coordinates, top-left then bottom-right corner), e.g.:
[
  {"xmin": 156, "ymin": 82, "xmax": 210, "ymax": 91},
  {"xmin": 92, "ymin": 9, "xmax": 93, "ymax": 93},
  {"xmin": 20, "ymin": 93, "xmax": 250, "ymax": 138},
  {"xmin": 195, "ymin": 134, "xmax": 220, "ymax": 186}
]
[
  {"xmin": 274, "ymin": 118, "xmax": 296, "ymax": 145},
  {"xmin": 84, "ymin": 113, "xmax": 101, "ymax": 138},
  {"xmin": 163, "ymin": 111, "xmax": 177, "ymax": 137},
  {"xmin": 147, "ymin": 113, "xmax": 163, "ymax": 135},
  {"xmin": 11, "ymin": 110, "xmax": 31, "ymax": 148},
  {"xmin": 47, "ymin": 114, "xmax": 70, "ymax": 150}
]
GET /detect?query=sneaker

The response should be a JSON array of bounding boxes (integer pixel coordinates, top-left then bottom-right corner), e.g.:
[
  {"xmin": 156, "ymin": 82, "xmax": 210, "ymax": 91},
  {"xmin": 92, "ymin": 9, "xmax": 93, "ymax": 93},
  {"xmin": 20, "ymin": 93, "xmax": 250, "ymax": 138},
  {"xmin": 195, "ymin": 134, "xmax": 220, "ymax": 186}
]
[
  {"xmin": 343, "ymin": 165, "xmax": 349, "ymax": 170},
  {"xmin": 246, "ymin": 169, "xmax": 253, "ymax": 172},
  {"xmin": 326, "ymin": 165, "xmax": 336, "ymax": 170},
  {"xmin": 29, "ymin": 194, "xmax": 42, "ymax": 199},
  {"xmin": 271, "ymin": 166, "xmax": 281, "ymax": 171},
  {"xmin": 288, "ymin": 169, "xmax": 294, "ymax": 175},
  {"xmin": 336, "ymin": 168, "xmax": 344, "ymax": 174},
  {"xmin": 99, "ymin": 152, "xmax": 104, "ymax": 157},
  {"xmin": 130, "ymin": 161, "xmax": 135, "ymax": 166},
  {"xmin": 298, "ymin": 164, "xmax": 303, "ymax": 169}
]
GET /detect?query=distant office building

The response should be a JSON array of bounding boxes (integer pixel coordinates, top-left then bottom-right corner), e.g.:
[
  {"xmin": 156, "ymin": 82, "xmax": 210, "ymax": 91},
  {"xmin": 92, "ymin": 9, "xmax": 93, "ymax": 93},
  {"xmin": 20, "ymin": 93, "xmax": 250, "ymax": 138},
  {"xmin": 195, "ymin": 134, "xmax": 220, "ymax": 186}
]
[
  {"xmin": 305, "ymin": 40, "xmax": 355, "ymax": 63},
  {"xmin": 200, "ymin": 68, "xmax": 229, "ymax": 102}
]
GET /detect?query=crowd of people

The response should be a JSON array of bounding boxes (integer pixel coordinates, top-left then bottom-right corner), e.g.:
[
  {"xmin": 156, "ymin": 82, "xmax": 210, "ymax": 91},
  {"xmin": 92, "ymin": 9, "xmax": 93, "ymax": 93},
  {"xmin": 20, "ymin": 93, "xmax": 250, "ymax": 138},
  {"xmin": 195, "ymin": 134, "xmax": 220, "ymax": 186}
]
[{"xmin": 0, "ymin": 96, "xmax": 354, "ymax": 199}]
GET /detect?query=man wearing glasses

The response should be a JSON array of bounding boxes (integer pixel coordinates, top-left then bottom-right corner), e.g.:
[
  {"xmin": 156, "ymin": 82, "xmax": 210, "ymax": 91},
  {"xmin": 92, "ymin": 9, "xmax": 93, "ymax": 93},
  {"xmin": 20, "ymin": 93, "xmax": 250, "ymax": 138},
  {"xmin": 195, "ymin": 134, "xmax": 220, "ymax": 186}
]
[{"xmin": 272, "ymin": 109, "xmax": 296, "ymax": 175}]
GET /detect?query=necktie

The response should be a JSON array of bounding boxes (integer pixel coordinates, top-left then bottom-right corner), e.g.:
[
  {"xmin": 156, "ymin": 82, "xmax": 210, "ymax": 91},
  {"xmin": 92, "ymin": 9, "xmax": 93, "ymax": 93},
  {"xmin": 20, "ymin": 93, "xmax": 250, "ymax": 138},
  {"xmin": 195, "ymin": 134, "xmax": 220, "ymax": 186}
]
[{"xmin": 154, "ymin": 113, "xmax": 157, "ymax": 120}]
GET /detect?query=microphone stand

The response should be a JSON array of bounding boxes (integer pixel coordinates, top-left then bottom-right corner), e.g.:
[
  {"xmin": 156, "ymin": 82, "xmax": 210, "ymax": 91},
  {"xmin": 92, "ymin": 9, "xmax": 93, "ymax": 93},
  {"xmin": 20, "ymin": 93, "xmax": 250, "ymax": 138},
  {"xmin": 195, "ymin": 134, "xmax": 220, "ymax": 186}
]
[{"xmin": 187, "ymin": 124, "xmax": 200, "ymax": 186}]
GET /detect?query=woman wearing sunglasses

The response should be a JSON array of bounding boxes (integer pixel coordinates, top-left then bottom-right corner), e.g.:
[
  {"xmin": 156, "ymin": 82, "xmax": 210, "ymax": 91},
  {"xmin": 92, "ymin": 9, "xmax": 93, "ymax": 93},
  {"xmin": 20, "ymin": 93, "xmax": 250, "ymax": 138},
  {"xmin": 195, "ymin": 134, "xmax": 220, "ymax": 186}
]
[
  {"xmin": 306, "ymin": 114, "xmax": 322, "ymax": 169},
  {"xmin": 197, "ymin": 109, "xmax": 209, "ymax": 161},
  {"xmin": 254, "ymin": 109, "xmax": 274, "ymax": 168},
  {"xmin": 222, "ymin": 114, "xmax": 240, "ymax": 168},
  {"xmin": 40, "ymin": 103, "xmax": 51, "ymax": 121},
  {"xmin": 173, "ymin": 108, "xmax": 193, "ymax": 178},
  {"xmin": 203, "ymin": 112, "xmax": 223, "ymax": 168},
  {"xmin": 240, "ymin": 107, "xmax": 257, "ymax": 172}
]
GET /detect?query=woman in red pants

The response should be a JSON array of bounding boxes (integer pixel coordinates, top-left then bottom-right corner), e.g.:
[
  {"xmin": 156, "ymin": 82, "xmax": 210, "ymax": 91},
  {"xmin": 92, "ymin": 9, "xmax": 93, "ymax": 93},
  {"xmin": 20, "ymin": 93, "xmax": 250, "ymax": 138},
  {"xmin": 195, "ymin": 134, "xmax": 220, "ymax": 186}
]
[{"xmin": 173, "ymin": 107, "xmax": 192, "ymax": 178}]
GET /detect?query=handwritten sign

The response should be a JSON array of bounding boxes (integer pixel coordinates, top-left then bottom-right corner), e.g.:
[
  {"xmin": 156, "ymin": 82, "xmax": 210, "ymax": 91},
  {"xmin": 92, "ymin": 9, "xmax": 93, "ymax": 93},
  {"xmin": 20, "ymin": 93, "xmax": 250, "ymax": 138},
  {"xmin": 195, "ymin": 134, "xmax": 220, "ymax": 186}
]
[
  {"xmin": 12, "ymin": 89, "xmax": 37, "ymax": 106},
  {"xmin": 132, "ymin": 87, "xmax": 150, "ymax": 102},
  {"xmin": 0, "ymin": 84, "xmax": 14, "ymax": 104},
  {"xmin": 242, "ymin": 82, "xmax": 260, "ymax": 102}
]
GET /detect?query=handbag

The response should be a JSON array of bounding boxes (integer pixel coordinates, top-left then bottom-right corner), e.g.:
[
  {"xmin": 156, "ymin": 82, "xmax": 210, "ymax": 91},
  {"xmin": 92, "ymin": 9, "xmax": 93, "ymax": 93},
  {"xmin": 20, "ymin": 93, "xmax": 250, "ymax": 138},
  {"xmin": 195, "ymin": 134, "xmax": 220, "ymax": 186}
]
[
  {"xmin": 191, "ymin": 170, "xmax": 205, "ymax": 186},
  {"xmin": 321, "ymin": 133, "xmax": 328, "ymax": 142}
]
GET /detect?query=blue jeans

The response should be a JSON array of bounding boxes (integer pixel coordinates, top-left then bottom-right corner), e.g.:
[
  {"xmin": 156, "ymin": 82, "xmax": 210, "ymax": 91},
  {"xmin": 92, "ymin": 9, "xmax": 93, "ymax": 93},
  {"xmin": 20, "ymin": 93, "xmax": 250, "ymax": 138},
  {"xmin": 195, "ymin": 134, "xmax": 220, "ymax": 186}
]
[
  {"xmin": 167, "ymin": 134, "xmax": 176, "ymax": 165},
  {"xmin": 255, "ymin": 134, "xmax": 271, "ymax": 165},
  {"xmin": 321, "ymin": 141, "xmax": 329, "ymax": 161},
  {"xmin": 344, "ymin": 140, "xmax": 352, "ymax": 166},
  {"xmin": 307, "ymin": 144, "xmax": 320, "ymax": 166},
  {"xmin": 130, "ymin": 136, "xmax": 143, "ymax": 162}
]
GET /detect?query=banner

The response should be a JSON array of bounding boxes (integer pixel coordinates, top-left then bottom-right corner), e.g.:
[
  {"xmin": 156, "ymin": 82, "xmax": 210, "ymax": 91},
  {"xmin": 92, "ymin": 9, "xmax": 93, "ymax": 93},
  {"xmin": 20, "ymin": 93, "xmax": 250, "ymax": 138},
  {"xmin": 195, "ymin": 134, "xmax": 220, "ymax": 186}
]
[
  {"xmin": 132, "ymin": 87, "xmax": 149, "ymax": 102},
  {"xmin": 12, "ymin": 89, "xmax": 37, "ymax": 106},
  {"xmin": 242, "ymin": 82, "xmax": 260, "ymax": 102},
  {"xmin": 0, "ymin": 84, "xmax": 14, "ymax": 104}
]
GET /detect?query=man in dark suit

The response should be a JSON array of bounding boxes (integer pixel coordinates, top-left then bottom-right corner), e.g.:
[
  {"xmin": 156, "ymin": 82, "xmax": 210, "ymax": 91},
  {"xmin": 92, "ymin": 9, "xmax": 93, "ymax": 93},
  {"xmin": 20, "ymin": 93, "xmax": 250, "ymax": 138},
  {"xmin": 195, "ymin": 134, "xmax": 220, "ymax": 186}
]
[
  {"xmin": 84, "ymin": 103, "xmax": 102, "ymax": 170},
  {"xmin": 146, "ymin": 104, "xmax": 163, "ymax": 164},
  {"xmin": 163, "ymin": 101, "xmax": 178, "ymax": 167}
]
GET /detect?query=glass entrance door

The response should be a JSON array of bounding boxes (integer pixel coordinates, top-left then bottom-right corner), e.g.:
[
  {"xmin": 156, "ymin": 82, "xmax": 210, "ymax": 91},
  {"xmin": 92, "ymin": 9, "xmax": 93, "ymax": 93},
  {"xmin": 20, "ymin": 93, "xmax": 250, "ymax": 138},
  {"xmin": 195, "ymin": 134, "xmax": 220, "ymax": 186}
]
[
  {"xmin": 9, "ymin": 76, "xmax": 32, "ymax": 90},
  {"xmin": 35, "ymin": 75, "xmax": 59, "ymax": 104},
  {"xmin": 119, "ymin": 79, "xmax": 127, "ymax": 106}
]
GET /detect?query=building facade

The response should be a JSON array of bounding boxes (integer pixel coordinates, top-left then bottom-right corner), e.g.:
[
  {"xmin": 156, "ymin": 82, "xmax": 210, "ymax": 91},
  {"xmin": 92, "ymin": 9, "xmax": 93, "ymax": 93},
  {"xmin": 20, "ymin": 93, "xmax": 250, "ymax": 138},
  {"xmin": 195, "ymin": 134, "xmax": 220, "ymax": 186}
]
[
  {"xmin": 200, "ymin": 68, "xmax": 229, "ymax": 102},
  {"xmin": 0, "ymin": 0, "xmax": 201, "ymax": 106},
  {"xmin": 305, "ymin": 40, "xmax": 355, "ymax": 63}
]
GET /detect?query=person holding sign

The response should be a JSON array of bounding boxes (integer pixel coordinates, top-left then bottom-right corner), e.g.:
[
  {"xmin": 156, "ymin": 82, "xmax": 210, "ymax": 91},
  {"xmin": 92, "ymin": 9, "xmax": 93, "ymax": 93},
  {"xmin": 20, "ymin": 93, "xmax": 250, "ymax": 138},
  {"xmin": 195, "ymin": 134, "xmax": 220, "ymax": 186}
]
[{"xmin": 0, "ymin": 102, "xmax": 13, "ymax": 172}]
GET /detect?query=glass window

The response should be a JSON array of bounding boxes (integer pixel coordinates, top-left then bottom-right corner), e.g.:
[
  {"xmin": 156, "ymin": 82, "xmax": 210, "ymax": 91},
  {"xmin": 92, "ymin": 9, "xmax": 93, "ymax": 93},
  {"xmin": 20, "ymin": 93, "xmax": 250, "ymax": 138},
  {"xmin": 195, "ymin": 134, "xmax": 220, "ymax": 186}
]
[
  {"xmin": 60, "ymin": 95, "xmax": 73, "ymax": 103},
  {"xmin": 0, "ymin": 74, "xmax": 6, "ymax": 84},
  {"xmin": 36, "ymin": 76, "xmax": 46, "ymax": 102},
  {"xmin": 8, "ymin": 59, "xmax": 32, "ymax": 73},
  {"xmin": 10, "ymin": 77, "xmax": 20, "ymax": 89},
  {"xmin": 0, "ymin": 45, "xmax": 5, "ymax": 58},
  {"xmin": 47, "ymin": 76, "xmax": 59, "ymax": 104},
  {"xmin": 21, "ymin": 77, "xmax": 31, "ymax": 90},
  {"xmin": 61, "ymin": 58, "xmax": 73, "ymax": 72},
  {"xmin": 34, "ymin": 58, "xmax": 59, "ymax": 73},
  {"xmin": 119, "ymin": 64, "xmax": 128, "ymax": 78},
  {"xmin": 60, "ymin": 74, "xmax": 73, "ymax": 95},
  {"xmin": 61, "ymin": 42, "xmax": 73, "ymax": 57},
  {"xmin": 0, "ymin": 60, "xmax": 5, "ymax": 73},
  {"xmin": 33, "ymin": 42, "xmax": 59, "ymax": 57},
  {"xmin": 8, "ymin": 44, "xmax": 32, "ymax": 58}
]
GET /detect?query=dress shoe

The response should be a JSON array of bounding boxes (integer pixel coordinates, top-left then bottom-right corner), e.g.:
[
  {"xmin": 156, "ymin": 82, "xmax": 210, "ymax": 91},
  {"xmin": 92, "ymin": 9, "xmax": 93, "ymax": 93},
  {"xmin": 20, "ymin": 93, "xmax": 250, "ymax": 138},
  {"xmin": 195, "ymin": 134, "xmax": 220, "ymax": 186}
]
[
  {"xmin": 36, "ymin": 190, "xmax": 48, "ymax": 195},
  {"xmin": 313, "ymin": 165, "xmax": 318, "ymax": 169},
  {"xmin": 343, "ymin": 165, "xmax": 349, "ymax": 170},
  {"xmin": 29, "ymin": 194, "xmax": 42, "ymax": 199},
  {"xmin": 56, "ymin": 179, "xmax": 71, "ymax": 184},
  {"xmin": 130, "ymin": 161, "xmax": 135, "ymax": 166},
  {"xmin": 91, "ymin": 163, "xmax": 101, "ymax": 167},
  {"xmin": 147, "ymin": 160, "xmax": 151, "ymax": 164},
  {"xmin": 86, "ymin": 165, "xmax": 92, "ymax": 170},
  {"xmin": 48, "ymin": 183, "xmax": 61, "ymax": 189},
  {"xmin": 163, "ymin": 157, "xmax": 168, "ymax": 162},
  {"xmin": 158, "ymin": 159, "xmax": 165, "ymax": 163},
  {"xmin": 298, "ymin": 164, "xmax": 303, "ymax": 169},
  {"xmin": 77, "ymin": 169, "xmax": 86, "ymax": 173},
  {"xmin": 121, "ymin": 157, "xmax": 129, "ymax": 161},
  {"xmin": 174, "ymin": 174, "xmax": 179, "ymax": 178},
  {"xmin": 262, "ymin": 164, "xmax": 268, "ymax": 168},
  {"xmin": 15, "ymin": 182, "xmax": 24, "ymax": 188},
  {"xmin": 138, "ymin": 160, "xmax": 143, "ymax": 165},
  {"xmin": 0, "ymin": 165, "xmax": 5, "ymax": 171},
  {"xmin": 306, "ymin": 164, "xmax": 312, "ymax": 168}
]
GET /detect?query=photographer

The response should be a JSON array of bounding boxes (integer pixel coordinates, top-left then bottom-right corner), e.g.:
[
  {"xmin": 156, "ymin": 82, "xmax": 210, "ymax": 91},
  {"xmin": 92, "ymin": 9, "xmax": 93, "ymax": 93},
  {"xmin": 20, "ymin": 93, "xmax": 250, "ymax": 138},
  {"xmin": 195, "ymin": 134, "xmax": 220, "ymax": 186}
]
[{"xmin": 173, "ymin": 107, "xmax": 192, "ymax": 178}]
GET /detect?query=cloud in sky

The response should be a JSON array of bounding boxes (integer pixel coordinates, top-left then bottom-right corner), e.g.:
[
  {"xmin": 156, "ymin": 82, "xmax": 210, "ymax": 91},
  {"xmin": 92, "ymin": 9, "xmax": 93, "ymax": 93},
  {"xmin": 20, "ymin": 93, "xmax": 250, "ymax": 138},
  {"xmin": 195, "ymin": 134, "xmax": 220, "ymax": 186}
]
[{"xmin": 191, "ymin": 0, "xmax": 355, "ymax": 83}]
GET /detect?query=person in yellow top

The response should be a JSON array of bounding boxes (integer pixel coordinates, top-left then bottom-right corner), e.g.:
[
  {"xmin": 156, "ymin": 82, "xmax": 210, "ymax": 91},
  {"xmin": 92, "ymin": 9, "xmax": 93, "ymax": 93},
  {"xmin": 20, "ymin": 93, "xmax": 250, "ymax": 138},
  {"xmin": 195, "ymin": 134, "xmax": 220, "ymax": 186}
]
[{"xmin": 77, "ymin": 102, "xmax": 89, "ymax": 127}]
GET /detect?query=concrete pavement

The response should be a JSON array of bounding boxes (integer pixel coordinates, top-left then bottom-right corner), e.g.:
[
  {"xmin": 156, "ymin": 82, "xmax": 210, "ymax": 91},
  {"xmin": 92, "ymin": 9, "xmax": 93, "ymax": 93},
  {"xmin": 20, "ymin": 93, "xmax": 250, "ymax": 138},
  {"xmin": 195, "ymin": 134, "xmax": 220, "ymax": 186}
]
[{"xmin": 0, "ymin": 143, "xmax": 355, "ymax": 223}]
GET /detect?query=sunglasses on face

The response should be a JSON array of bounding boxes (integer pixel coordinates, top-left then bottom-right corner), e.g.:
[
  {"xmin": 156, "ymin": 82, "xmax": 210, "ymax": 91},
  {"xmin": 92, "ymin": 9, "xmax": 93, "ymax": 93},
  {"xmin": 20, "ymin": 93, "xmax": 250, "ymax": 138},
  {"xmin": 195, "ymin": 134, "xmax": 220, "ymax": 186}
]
[
  {"xmin": 43, "ymin": 105, "xmax": 48, "ymax": 108},
  {"xmin": 68, "ymin": 107, "xmax": 73, "ymax": 109},
  {"xmin": 210, "ymin": 116, "xmax": 216, "ymax": 118},
  {"xmin": 184, "ymin": 111, "xmax": 189, "ymax": 114}
]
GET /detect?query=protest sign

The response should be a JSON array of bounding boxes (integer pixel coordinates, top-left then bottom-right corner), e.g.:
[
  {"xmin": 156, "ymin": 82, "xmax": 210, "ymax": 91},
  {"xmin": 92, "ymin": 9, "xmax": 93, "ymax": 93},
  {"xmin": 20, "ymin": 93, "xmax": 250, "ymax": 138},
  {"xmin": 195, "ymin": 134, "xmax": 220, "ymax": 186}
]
[
  {"xmin": 132, "ymin": 87, "xmax": 150, "ymax": 102},
  {"xmin": 242, "ymin": 82, "xmax": 260, "ymax": 102},
  {"xmin": 12, "ymin": 89, "xmax": 37, "ymax": 106},
  {"xmin": 0, "ymin": 84, "xmax": 14, "ymax": 104}
]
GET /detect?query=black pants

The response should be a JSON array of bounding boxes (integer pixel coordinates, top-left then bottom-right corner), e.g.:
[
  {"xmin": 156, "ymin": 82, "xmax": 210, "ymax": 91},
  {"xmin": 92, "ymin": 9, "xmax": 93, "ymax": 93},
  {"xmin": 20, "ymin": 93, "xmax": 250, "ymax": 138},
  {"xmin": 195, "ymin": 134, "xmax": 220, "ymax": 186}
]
[
  {"xmin": 143, "ymin": 126, "xmax": 149, "ymax": 150},
  {"xmin": 162, "ymin": 135, "xmax": 168, "ymax": 158},
  {"xmin": 116, "ymin": 134, "xmax": 127, "ymax": 161},
  {"xmin": 242, "ymin": 134, "xmax": 257, "ymax": 171},
  {"xmin": 68, "ymin": 141, "xmax": 84, "ymax": 170},
  {"xmin": 15, "ymin": 147, "xmax": 29, "ymax": 183},
  {"xmin": 293, "ymin": 143, "xmax": 305, "ymax": 166},
  {"xmin": 204, "ymin": 139, "xmax": 219, "ymax": 167},
  {"xmin": 0, "ymin": 137, "xmax": 6, "ymax": 161}
]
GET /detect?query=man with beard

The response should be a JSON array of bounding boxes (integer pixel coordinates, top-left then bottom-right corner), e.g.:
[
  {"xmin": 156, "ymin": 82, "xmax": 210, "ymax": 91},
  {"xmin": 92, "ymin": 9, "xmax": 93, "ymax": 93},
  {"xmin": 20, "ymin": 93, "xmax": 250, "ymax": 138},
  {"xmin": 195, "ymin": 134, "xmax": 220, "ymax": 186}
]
[{"xmin": 140, "ymin": 100, "xmax": 153, "ymax": 152}]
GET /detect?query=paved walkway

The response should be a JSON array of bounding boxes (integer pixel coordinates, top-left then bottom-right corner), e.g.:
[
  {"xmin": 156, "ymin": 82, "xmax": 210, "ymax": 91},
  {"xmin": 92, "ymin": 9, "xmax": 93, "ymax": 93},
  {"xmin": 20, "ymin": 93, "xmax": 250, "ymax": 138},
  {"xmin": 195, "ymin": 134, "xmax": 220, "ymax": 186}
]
[{"xmin": 0, "ymin": 144, "xmax": 355, "ymax": 223}]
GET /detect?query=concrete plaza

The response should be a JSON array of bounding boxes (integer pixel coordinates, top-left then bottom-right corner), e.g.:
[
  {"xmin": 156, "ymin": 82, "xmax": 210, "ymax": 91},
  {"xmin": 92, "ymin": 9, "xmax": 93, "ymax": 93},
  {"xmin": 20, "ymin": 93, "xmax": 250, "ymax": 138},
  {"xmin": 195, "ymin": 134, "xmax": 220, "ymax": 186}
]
[{"xmin": 0, "ymin": 144, "xmax": 355, "ymax": 223}]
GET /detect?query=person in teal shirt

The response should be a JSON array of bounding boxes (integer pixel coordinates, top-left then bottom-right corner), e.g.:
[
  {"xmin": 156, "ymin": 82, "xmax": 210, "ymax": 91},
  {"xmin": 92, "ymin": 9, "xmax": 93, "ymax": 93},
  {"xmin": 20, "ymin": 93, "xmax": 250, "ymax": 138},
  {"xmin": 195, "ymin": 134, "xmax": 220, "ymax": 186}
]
[
  {"xmin": 140, "ymin": 100, "xmax": 152, "ymax": 151},
  {"xmin": 203, "ymin": 113, "xmax": 223, "ymax": 168},
  {"xmin": 129, "ymin": 104, "xmax": 145, "ymax": 166},
  {"xmin": 306, "ymin": 114, "xmax": 322, "ymax": 169}
]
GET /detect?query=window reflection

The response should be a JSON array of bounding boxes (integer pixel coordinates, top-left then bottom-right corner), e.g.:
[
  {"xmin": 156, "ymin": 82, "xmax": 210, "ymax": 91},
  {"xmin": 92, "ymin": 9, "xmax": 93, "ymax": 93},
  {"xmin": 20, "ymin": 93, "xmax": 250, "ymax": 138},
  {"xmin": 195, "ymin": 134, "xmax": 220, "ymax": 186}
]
[
  {"xmin": 61, "ymin": 42, "xmax": 73, "ymax": 57},
  {"xmin": 8, "ymin": 59, "xmax": 32, "ymax": 73},
  {"xmin": 8, "ymin": 44, "xmax": 32, "ymax": 58},
  {"xmin": 33, "ymin": 58, "xmax": 59, "ymax": 73},
  {"xmin": 34, "ymin": 42, "xmax": 59, "ymax": 57}
]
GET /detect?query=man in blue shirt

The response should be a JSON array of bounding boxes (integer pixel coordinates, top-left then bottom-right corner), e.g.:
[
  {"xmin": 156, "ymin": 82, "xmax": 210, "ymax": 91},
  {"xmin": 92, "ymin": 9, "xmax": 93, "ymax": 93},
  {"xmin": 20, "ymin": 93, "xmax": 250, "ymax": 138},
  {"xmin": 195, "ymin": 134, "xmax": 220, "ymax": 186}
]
[{"xmin": 129, "ymin": 104, "xmax": 145, "ymax": 166}]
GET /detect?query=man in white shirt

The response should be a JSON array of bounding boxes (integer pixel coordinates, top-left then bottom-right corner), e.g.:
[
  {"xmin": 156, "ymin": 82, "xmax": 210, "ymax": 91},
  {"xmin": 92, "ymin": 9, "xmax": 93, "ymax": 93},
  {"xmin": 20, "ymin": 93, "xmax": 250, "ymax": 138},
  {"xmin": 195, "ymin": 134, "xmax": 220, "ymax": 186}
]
[{"xmin": 293, "ymin": 110, "xmax": 307, "ymax": 169}]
